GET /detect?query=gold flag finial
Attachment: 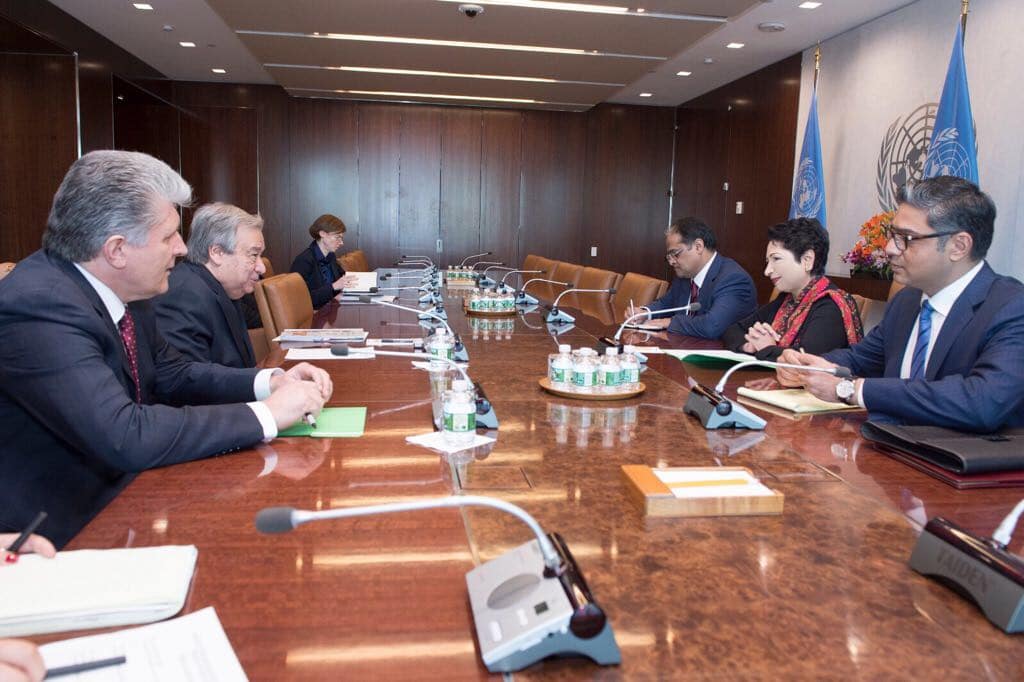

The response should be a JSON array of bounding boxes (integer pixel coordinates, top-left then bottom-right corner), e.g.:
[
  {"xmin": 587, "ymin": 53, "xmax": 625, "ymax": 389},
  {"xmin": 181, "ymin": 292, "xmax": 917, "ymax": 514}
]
[
  {"xmin": 961, "ymin": 0, "xmax": 969, "ymax": 35},
  {"xmin": 814, "ymin": 43, "xmax": 821, "ymax": 88}
]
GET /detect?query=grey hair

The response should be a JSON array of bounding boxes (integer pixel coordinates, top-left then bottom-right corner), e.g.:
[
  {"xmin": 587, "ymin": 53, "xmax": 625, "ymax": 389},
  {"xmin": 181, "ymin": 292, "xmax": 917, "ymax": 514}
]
[
  {"xmin": 897, "ymin": 176, "xmax": 995, "ymax": 259},
  {"xmin": 186, "ymin": 203, "xmax": 264, "ymax": 265},
  {"xmin": 43, "ymin": 150, "xmax": 192, "ymax": 262}
]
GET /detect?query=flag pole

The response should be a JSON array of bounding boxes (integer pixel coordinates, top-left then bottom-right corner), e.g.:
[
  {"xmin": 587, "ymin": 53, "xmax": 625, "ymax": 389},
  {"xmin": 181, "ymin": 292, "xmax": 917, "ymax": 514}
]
[
  {"xmin": 813, "ymin": 44, "xmax": 821, "ymax": 90},
  {"xmin": 961, "ymin": 0, "xmax": 969, "ymax": 40}
]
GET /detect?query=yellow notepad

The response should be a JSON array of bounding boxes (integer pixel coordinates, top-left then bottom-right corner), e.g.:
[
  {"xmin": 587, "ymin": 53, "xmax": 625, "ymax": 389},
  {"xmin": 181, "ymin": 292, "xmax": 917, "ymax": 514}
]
[{"xmin": 736, "ymin": 387, "xmax": 861, "ymax": 414}]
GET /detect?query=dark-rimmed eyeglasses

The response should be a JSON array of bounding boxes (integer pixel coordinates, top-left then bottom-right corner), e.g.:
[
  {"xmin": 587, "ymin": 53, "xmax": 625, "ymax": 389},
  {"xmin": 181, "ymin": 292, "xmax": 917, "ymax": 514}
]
[
  {"xmin": 665, "ymin": 246, "xmax": 689, "ymax": 263},
  {"xmin": 884, "ymin": 228, "xmax": 960, "ymax": 252}
]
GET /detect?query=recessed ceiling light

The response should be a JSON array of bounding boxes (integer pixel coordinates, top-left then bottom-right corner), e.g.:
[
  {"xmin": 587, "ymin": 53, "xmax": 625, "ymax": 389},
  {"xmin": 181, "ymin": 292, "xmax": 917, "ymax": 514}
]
[
  {"xmin": 211, "ymin": 68, "xmax": 227, "ymax": 74},
  {"xmin": 265, "ymin": 63, "xmax": 623, "ymax": 87},
  {"xmin": 726, "ymin": 42, "xmax": 745, "ymax": 49},
  {"xmin": 435, "ymin": 0, "xmax": 726, "ymax": 22},
  {"xmin": 132, "ymin": 3, "xmax": 154, "ymax": 9},
  {"xmin": 676, "ymin": 70, "xmax": 692, "ymax": 77},
  {"xmin": 179, "ymin": 41, "xmax": 196, "ymax": 47},
  {"xmin": 639, "ymin": 92, "xmax": 653, "ymax": 97},
  {"xmin": 320, "ymin": 89, "xmax": 538, "ymax": 104},
  {"xmin": 799, "ymin": 2, "xmax": 823, "ymax": 8},
  {"xmin": 237, "ymin": 30, "xmax": 665, "ymax": 60}
]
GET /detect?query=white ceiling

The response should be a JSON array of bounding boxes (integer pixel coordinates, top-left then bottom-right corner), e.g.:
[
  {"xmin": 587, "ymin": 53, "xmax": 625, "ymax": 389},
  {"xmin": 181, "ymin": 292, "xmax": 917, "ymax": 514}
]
[{"xmin": 50, "ymin": 0, "xmax": 918, "ymax": 110}]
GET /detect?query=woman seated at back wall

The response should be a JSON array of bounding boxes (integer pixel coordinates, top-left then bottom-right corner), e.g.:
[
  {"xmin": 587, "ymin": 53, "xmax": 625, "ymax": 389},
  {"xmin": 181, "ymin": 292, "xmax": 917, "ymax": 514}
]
[
  {"xmin": 722, "ymin": 217, "xmax": 863, "ymax": 361},
  {"xmin": 290, "ymin": 214, "xmax": 360, "ymax": 308}
]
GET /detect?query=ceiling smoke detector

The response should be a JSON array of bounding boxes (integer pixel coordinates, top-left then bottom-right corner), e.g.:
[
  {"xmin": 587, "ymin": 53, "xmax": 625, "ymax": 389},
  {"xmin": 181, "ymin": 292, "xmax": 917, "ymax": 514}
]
[{"xmin": 758, "ymin": 21, "xmax": 786, "ymax": 32}]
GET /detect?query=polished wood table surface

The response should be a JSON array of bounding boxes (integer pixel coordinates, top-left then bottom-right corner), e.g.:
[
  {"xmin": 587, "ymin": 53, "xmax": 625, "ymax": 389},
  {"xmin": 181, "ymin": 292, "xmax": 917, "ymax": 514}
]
[{"xmin": 60, "ymin": 281, "xmax": 1024, "ymax": 680}]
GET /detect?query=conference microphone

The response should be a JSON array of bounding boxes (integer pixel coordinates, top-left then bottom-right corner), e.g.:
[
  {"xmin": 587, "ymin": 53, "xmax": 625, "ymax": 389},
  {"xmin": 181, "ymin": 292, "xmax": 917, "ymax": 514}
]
[
  {"xmin": 546, "ymin": 288, "xmax": 617, "ymax": 325},
  {"xmin": 332, "ymin": 344, "xmax": 496, "ymax": 428},
  {"xmin": 684, "ymin": 360, "xmax": 852, "ymax": 430},
  {"xmin": 400, "ymin": 254, "xmax": 434, "ymax": 266},
  {"xmin": 599, "ymin": 302, "xmax": 701, "ymax": 348},
  {"xmin": 254, "ymin": 495, "xmax": 621, "ymax": 672},
  {"xmin": 499, "ymin": 269, "xmax": 543, "ymax": 293},
  {"xmin": 478, "ymin": 265, "xmax": 518, "ymax": 287},
  {"xmin": 459, "ymin": 251, "xmax": 493, "ymax": 266},
  {"xmin": 357, "ymin": 295, "xmax": 468, "ymax": 362},
  {"xmin": 394, "ymin": 261, "xmax": 433, "ymax": 270},
  {"xmin": 517, "ymin": 278, "xmax": 572, "ymax": 306}
]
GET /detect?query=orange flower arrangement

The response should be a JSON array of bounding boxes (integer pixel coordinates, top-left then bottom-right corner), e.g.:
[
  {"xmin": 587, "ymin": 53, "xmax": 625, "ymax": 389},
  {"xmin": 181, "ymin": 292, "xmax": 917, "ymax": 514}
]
[{"xmin": 842, "ymin": 210, "xmax": 894, "ymax": 278}]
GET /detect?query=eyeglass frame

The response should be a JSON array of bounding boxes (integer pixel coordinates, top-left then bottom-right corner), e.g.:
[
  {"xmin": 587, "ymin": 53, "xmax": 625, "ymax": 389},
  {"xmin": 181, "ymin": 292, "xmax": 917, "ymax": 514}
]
[
  {"xmin": 883, "ymin": 227, "xmax": 962, "ymax": 252},
  {"xmin": 665, "ymin": 244, "xmax": 693, "ymax": 263}
]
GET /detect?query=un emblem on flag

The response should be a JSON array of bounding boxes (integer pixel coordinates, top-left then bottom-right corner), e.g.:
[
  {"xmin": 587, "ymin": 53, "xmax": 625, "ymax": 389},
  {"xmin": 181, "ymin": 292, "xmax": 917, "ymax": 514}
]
[
  {"xmin": 793, "ymin": 158, "xmax": 823, "ymax": 218},
  {"xmin": 877, "ymin": 103, "xmax": 936, "ymax": 211},
  {"xmin": 922, "ymin": 128, "xmax": 973, "ymax": 179}
]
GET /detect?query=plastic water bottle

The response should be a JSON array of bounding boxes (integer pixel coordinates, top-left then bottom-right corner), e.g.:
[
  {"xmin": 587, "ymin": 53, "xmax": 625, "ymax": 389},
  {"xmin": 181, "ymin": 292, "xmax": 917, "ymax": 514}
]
[
  {"xmin": 619, "ymin": 345, "xmax": 641, "ymax": 391},
  {"xmin": 598, "ymin": 347, "xmax": 621, "ymax": 394},
  {"xmin": 548, "ymin": 344, "xmax": 573, "ymax": 385},
  {"xmin": 442, "ymin": 379, "xmax": 476, "ymax": 446},
  {"xmin": 427, "ymin": 328, "xmax": 454, "ymax": 366},
  {"xmin": 572, "ymin": 351, "xmax": 598, "ymax": 394}
]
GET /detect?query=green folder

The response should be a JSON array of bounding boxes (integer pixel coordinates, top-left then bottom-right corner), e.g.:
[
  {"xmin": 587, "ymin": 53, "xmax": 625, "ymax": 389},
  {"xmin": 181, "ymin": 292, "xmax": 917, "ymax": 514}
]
[{"xmin": 278, "ymin": 407, "xmax": 367, "ymax": 438}]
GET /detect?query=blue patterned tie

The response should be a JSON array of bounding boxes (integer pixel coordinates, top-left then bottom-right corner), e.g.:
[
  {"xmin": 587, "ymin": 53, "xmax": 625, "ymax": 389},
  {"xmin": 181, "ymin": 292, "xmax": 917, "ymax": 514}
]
[{"xmin": 909, "ymin": 300, "xmax": 934, "ymax": 380}]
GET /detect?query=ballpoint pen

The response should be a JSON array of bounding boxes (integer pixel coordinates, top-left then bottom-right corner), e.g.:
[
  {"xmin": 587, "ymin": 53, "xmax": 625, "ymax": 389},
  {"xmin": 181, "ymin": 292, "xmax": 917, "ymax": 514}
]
[{"xmin": 4, "ymin": 510, "xmax": 47, "ymax": 563}]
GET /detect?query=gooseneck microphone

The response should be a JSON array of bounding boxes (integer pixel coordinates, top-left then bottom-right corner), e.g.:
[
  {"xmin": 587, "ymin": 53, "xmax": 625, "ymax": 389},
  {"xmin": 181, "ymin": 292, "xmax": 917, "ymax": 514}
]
[
  {"xmin": 479, "ymin": 265, "xmax": 517, "ymax": 286},
  {"xmin": 684, "ymin": 360, "xmax": 853, "ymax": 430},
  {"xmin": 546, "ymin": 288, "xmax": 617, "ymax": 325},
  {"xmin": 460, "ymin": 251, "xmax": 493, "ymax": 266},
  {"xmin": 471, "ymin": 261, "xmax": 504, "ymax": 273},
  {"xmin": 401, "ymin": 255, "xmax": 435, "ymax": 266},
  {"xmin": 499, "ymin": 269, "xmax": 543, "ymax": 291},
  {"xmin": 600, "ymin": 302, "xmax": 702, "ymax": 347},
  {"xmin": 357, "ymin": 295, "xmax": 468, "ymax": 362},
  {"xmin": 255, "ymin": 494, "xmax": 622, "ymax": 672},
  {"xmin": 517, "ymin": 278, "xmax": 571, "ymax": 306}
]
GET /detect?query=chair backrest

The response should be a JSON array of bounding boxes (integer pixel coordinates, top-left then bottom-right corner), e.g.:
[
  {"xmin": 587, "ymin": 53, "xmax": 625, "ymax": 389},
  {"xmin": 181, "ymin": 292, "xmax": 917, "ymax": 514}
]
[
  {"xmin": 254, "ymin": 273, "xmax": 313, "ymax": 338},
  {"xmin": 547, "ymin": 262, "xmax": 584, "ymax": 304},
  {"xmin": 887, "ymin": 280, "xmax": 905, "ymax": 301},
  {"xmin": 0, "ymin": 262, "xmax": 15, "ymax": 281},
  {"xmin": 339, "ymin": 249, "xmax": 370, "ymax": 273},
  {"xmin": 655, "ymin": 279, "xmax": 670, "ymax": 299},
  {"xmin": 768, "ymin": 287, "xmax": 781, "ymax": 303},
  {"xmin": 520, "ymin": 254, "xmax": 556, "ymax": 284},
  {"xmin": 248, "ymin": 328, "xmax": 271, "ymax": 364},
  {"xmin": 611, "ymin": 272, "xmax": 664, "ymax": 321},
  {"xmin": 260, "ymin": 257, "xmax": 275, "ymax": 277},
  {"xmin": 573, "ymin": 266, "xmax": 622, "ymax": 314},
  {"xmin": 852, "ymin": 294, "xmax": 887, "ymax": 336}
]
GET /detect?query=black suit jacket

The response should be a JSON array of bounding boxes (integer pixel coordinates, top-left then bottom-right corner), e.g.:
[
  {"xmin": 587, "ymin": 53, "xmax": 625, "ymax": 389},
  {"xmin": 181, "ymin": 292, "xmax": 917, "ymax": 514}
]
[
  {"xmin": 0, "ymin": 250, "xmax": 265, "ymax": 547},
  {"xmin": 647, "ymin": 254, "xmax": 757, "ymax": 338},
  {"xmin": 290, "ymin": 241, "xmax": 345, "ymax": 308},
  {"xmin": 153, "ymin": 261, "xmax": 256, "ymax": 368}
]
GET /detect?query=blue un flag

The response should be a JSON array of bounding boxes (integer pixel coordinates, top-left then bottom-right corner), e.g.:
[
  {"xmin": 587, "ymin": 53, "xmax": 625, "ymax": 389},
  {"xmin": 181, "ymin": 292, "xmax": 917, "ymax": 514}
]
[
  {"xmin": 789, "ymin": 89, "xmax": 826, "ymax": 229},
  {"xmin": 923, "ymin": 22, "xmax": 978, "ymax": 183}
]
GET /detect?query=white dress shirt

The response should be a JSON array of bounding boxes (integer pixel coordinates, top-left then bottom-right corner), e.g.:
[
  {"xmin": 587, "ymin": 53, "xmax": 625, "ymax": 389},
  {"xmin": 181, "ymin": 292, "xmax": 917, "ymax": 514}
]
[{"xmin": 74, "ymin": 264, "xmax": 280, "ymax": 440}]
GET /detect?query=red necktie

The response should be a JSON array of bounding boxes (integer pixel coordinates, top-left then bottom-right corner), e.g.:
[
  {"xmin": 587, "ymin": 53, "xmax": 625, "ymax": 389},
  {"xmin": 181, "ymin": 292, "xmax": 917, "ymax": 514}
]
[
  {"xmin": 118, "ymin": 310, "xmax": 142, "ymax": 402},
  {"xmin": 689, "ymin": 280, "xmax": 699, "ymax": 316}
]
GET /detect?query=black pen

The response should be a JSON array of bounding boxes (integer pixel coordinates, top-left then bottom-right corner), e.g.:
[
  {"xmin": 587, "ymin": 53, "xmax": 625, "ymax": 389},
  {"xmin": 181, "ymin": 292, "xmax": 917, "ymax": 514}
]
[
  {"xmin": 45, "ymin": 655, "xmax": 126, "ymax": 679},
  {"xmin": 5, "ymin": 511, "xmax": 47, "ymax": 553}
]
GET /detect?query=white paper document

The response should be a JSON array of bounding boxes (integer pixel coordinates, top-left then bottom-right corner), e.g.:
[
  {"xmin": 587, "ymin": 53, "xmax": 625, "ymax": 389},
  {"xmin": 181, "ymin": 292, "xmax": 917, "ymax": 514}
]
[
  {"xmin": 653, "ymin": 468, "xmax": 776, "ymax": 499},
  {"xmin": 0, "ymin": 545, "xmax": 197, "ymax": 637},
  {"xmin": 274, "ymin": 328, "xmax": 368, "ymax": 343},
  {"xmin": 341, "ymin": 271, "xmax": 378, "ymax": 293},
  {"xmin": 661, "ymin": 349, "xmax": 756, "ymax": 364},
  {"xmin": 285, "ymin": 347, "xmax": 373, "ymax": 360},
  {"xmin": 338, "ymin": 294, "xmax": 396, "ymax": 304},
  {"xmin": 39, "ymin": 607, "xmax": 248, "ymax": 682},
  {"xmin": 406, "ymin": 431, "xmax": 496, "ymax": 453}
]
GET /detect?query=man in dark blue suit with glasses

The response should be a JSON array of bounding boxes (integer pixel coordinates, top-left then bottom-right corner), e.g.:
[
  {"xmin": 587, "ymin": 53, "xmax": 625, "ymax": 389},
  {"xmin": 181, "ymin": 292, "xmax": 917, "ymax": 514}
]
[{"xmin": 778, "ymin": 176, "xmax": 1024, "ymax": 432}]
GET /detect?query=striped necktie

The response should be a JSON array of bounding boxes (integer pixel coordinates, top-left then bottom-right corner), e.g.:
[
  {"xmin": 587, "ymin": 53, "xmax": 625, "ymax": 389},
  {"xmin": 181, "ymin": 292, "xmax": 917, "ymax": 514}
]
[
  {"xmin": 688, "ymin": 280, "xmax": 699, "ymax": 316},
  {"xmin": 118, "ymin": 310, "xmax": 142, "ymax": 402},
  {"xmin": 909, "ymin": 300, "xmax": 934, "ymax": 381}
]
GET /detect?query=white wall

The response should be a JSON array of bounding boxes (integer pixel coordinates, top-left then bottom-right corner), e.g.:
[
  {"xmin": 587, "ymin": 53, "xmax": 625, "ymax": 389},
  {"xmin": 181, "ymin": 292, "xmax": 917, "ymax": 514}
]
[{"xmin": 794, "ymin": 0, "xmax": 1024, "ymax": 279}]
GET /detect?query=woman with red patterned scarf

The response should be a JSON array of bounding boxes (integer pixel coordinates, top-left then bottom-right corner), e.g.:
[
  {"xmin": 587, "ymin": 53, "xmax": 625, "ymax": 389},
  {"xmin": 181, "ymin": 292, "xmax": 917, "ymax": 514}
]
[{"xmin": 723, "ymin": 218, "xmax": 863, "ymax": 361}]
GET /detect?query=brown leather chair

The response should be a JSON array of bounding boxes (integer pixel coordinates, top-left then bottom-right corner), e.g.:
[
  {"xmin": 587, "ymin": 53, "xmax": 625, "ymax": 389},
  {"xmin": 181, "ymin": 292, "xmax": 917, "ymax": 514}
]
[
  {"xmin": 612, "ymin": 272, "xmax": 665, "ymax": 322},
  {"xmin": 260, "ymin": 257, "xmax": 275, "ymax": 277},
  {"xmin": 0, "ymin": 262, "xmax": 15, "ymax": 281},
  {"xmin": 545, "ymin": 261, "xmax": 584, "ymax": 304},
  {"xmin": 852, "ymin": 294, "xmax": 887, "ymax": 336},
  {"xmin": 254, "ymin": 273, "xmax": 313, "ymax": 339},
  {"xmin": 887, "ymin": 280, "xmax": 905, "ymax": 300},
  {"xmin": 655, "ymin": 279, "xmax": 670, "ymax": 299},
  {"xmin": 248, "ymin": 328, "xmax": 271, "ymax": 364},
  {"xmin": 517, "ymin": 256, "xmax": 556, "ymax": 293},
  {"xmin": 570, "ymin": 266, "xmax": 621, "ymax": 316},
  {"xmin": 339, "ymin": 249, "xmax": 370, "ymax": 273}
]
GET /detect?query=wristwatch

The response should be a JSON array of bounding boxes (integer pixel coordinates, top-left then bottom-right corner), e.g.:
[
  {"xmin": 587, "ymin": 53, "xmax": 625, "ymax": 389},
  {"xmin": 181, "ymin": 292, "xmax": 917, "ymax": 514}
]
[{"xmin": 835, "ymin": 378, "xmax": 857, "ymax": 405}]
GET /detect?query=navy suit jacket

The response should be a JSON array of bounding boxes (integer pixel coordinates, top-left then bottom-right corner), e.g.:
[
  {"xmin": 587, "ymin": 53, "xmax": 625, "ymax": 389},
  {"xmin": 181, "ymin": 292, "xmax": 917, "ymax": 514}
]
[
  {"xmin": 0, "ymin": 250, "xmax": 265, "ymax": 547},
  {"xmin": 824, "ymin": 263, "xmax": 1024, "ymax": 432},
  {"xmin": 153, "ymin": 261, "xmax": 256, "ymax": 368},
  {"xmin": 648, "ymin": 254, "xmax": 757, "ymax": 338},
  {"xmin": 290, "ymin": 241, "xmax": 345, "ymax": 308}
]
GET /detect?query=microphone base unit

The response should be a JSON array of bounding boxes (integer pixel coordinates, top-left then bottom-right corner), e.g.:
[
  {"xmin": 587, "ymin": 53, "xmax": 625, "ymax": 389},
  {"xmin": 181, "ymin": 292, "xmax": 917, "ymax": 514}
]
[
  {"xmin": 454, "ymin": 345, "xmax": 470, "ymax": 363},
  {"xmin": 474, "ymin": 381, "xmax": 499, "ymax": 429},
  {"xmin": 684, "ymin": 384, "xmax": 766, "ymax": 430},
  {"xmin": 517, "ymin": 292, "xmax": 540, "ymax": 306},
  {"xmin": 909, "ymin": 516, "xmax": 1024, "ymax": 633},
  {"xmin": 467, "ymin": 533, "xmax": 621, "ymax": 672},
  {"xmin": 419, "ymin": 308, "xmax": 448, "ymax": 321},
  {"xmin": 545, "ymin": 308, "xmax": 576, "ymax": 325}
]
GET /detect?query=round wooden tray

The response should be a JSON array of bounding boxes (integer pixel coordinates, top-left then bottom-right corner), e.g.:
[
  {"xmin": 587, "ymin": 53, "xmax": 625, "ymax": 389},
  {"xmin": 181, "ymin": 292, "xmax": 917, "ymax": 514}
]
[
  {"xmin": 538, "ymin": 377, "xmax": 645, "ymax": 400},
  {"xmin": 463, "ymin": 304, "xmax": 517, "ymax": 317}
]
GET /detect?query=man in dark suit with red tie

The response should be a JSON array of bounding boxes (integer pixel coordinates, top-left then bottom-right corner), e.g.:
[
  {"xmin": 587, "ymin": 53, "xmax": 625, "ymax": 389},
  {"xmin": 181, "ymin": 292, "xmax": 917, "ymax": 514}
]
[
  {"xmin": 642, "ymin": 216, "xmax": 757, "ymax": 338},
  {"xmin": 0, "ymin": 150, "xmax": 331, "ymax": 547},
  {"xmin": 153, "ymin": 202, "xmax": 266, "ymax": 368},
  {"xmin": 779, "ymin": 176, "xmax": 1024, "ymax": 431}
]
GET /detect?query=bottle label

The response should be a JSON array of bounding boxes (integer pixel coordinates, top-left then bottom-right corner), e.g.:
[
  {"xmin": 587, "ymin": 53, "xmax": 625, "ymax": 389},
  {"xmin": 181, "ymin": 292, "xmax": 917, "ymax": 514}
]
[
  {"xmin": 572, "ymin": 370, "xmax": 595, "ymax": 387},
  {"xmin": 444, "ymin": 410, "xmax": 476, "ymax": 433},
  {"xmin": 551, "ymin": 367, "xmax": 567, "ymax": 383},
  {"xmin": 603, "ymin": 371, "xmax": 621, "ymax": 387}
]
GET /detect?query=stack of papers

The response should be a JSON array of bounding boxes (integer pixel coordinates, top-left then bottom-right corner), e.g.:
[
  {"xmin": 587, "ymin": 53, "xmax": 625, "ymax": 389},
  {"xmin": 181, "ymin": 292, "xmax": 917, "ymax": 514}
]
[
  {"xmin": 653, "ymin": 468, "xmax": 776, "ymax": 499},
  {"xmin": 341, "ymin": 271, "xmax": 378, "ymax": 292},
  {"xmin": 338, "ymin": 294, "xmax": 396, "ymax": 304},
  {"xmin": 275, "ymin": 328, "xmax": 368, "ymax": 343},
  {"xmin": 737, "ymin": 387, "xmax": 861, "ymax": 414},
  {"xmin": 0, "ymin": 545, "xmax": 197, "ymax": 637},
  {"xmin": 40, "ymin": 607, "xmax": 247, "ymax": 681}
]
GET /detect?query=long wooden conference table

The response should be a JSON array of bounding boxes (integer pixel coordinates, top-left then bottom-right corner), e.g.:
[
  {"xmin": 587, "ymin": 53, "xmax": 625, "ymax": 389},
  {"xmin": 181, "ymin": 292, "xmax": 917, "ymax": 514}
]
[{"xmin": 62, "ymin": 276, "xmax": 1024, "ymax": 680}]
